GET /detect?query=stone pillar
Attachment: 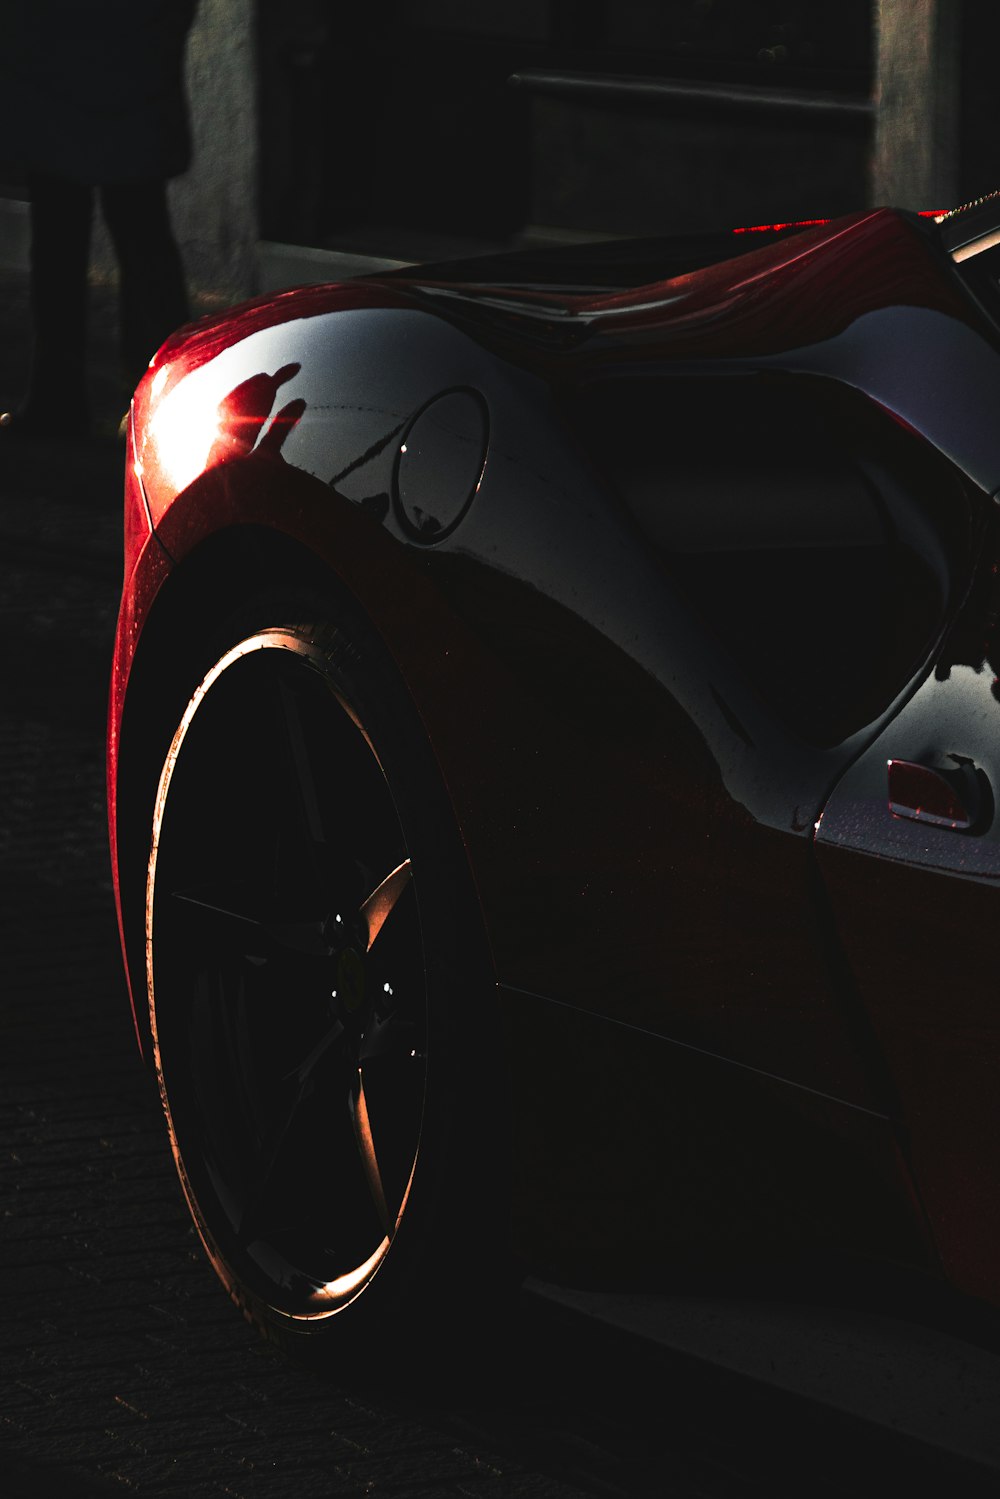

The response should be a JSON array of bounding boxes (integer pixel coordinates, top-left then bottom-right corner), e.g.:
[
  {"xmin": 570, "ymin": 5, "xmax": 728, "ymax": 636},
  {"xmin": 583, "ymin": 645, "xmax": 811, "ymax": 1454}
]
[
  {"xmin": 93, "ymin": 0, "xmax": 257, "ymax": 303},
  {"xmin": 871, "ymin": 0, "xmax": 962, "ymax": 211},
  {"xmin": 173, "ymin": 0, "xmax": 257, "ymax": 301}
]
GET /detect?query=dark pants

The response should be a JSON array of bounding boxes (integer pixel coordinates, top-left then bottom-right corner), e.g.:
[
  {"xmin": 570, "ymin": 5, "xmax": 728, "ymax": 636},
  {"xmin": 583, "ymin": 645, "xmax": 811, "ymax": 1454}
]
[{"xmin": 28, "ymin": 171, "xmax": 189, "ymax": 416}]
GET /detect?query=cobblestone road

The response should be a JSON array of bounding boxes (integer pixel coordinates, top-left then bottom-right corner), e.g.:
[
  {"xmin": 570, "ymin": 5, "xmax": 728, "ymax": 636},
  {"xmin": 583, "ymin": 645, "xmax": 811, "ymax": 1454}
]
[{"xmin": 3, "ymin": 272, "xmax": 1000, "ymax": 1498}]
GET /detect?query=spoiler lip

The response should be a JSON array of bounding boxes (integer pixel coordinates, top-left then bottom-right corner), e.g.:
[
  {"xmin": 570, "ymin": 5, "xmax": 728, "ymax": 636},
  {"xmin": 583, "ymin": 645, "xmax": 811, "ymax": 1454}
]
[{"xmin": 938, "ymin": 190, "xmax": 1000, "ymax": 259}]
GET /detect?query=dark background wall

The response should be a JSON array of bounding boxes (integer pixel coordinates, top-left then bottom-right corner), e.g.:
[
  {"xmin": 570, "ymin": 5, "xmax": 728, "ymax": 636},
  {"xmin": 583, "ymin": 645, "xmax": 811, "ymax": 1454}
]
[
  {"xmin": 256, "ymin": 0, "xmax": 878, "ymax": 256},
  {"xmin": 256, "ymin": 0, "xmax": 1000, "ymax": 264},
  {"xmin": 1, "ymin": 2, "xmax": 998, "ymax": 294}
]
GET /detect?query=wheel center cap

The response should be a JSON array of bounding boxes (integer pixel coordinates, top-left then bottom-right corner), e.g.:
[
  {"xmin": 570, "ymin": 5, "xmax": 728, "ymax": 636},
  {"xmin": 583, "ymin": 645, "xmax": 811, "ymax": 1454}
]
[{"xmin": 337, "ymin": 947, "xmax": 366, "ymax": 1014}]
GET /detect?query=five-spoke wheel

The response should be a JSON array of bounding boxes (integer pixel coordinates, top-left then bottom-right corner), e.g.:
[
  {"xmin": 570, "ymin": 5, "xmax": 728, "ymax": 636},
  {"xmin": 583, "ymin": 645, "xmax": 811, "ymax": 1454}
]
[{"xmin": 147, "ymin": 625, "xmax": 439, "ymax": 1328}]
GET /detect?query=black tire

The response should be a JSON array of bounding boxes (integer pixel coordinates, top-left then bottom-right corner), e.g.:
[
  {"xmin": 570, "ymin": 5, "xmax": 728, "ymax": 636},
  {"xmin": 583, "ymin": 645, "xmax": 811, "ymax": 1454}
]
[{"xmin": 145, "ymin": 602, "xmax": 508, "ymax": 1364}]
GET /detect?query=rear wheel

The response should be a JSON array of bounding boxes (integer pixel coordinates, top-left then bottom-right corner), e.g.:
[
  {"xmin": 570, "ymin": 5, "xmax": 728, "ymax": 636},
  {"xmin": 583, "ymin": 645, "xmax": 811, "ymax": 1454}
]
[{"xmin": 146, "ymin": 613, "xmax": 504, "ymax": 1359}]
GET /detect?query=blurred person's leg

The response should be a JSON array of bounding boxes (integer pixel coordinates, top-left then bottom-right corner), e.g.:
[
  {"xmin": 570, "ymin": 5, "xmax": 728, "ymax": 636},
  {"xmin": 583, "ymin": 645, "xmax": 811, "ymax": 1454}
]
[
  {"xmin": 21, "ymin": 172, "xmax": 93, "ymax": 431},
  {"xmin": 101, "ymin": 181, "xmax": 189, "ymax": 394}
]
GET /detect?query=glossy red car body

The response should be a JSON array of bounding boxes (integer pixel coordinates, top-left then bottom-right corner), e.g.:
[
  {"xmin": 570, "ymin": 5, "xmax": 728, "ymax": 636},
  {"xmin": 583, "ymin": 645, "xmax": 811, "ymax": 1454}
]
[{"xmin": 109, "ymin": 201, "xmax": 1000, "ymax": 1310}]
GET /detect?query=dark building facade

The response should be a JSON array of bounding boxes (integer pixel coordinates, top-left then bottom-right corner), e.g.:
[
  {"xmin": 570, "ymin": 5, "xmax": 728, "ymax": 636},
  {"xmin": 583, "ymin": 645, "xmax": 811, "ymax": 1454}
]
[{"xmin": 257, "ymin": 0, "xmax": 878, "ymax": 259}]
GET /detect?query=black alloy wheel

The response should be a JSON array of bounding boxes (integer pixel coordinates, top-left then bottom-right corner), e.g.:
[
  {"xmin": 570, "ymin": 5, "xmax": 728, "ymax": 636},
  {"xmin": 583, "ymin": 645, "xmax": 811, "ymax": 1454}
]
[{"xmin": 146, "ymin": 618, "xmax": 502, "ymax": 1353}]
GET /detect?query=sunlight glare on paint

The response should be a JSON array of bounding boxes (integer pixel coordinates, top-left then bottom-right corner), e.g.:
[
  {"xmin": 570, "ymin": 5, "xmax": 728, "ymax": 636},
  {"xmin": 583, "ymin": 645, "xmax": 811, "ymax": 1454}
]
[{"xmin": 148, "ymin": 367, "xmax": 225, "ymax": 494}]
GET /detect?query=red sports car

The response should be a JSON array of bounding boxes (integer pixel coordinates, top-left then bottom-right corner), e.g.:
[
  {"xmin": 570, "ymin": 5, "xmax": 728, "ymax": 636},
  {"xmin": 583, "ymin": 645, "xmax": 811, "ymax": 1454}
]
[{"xmin": 108, "ymin": 197, "xmax": 1000, "ymax": 1359}]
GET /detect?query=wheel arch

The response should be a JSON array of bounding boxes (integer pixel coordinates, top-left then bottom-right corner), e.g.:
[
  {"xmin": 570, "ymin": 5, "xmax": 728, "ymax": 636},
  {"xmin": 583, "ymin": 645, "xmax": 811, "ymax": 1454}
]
[{"xmin": 114, "ymin": 521, "xmax": 496, "ymax": 1062}]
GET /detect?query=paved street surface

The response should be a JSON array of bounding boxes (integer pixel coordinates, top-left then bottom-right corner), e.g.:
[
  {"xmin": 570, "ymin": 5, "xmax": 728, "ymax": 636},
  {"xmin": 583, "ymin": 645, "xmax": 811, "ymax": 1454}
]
[{"xmin": 3, "ymin": 269, "xmax": 1000, "ymax": 1498}]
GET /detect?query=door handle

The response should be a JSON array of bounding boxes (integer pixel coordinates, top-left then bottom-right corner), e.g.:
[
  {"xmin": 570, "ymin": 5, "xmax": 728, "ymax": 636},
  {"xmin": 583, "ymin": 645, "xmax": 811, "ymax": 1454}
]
[{"xmin": 887, "ymin": 757, "xmax": 988, "ymax": 831}]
